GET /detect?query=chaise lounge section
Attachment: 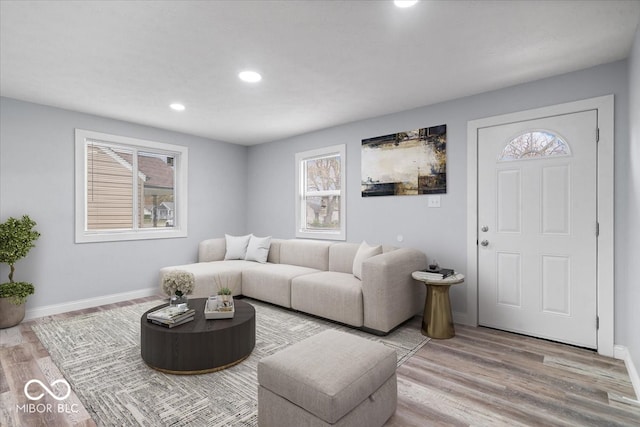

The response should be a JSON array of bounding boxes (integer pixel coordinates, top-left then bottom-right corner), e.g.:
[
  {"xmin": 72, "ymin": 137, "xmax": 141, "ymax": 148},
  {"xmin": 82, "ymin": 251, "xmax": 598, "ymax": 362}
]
[{"xmin": 160, "ymin": 236, "xmax": 427, "ymax": 334}]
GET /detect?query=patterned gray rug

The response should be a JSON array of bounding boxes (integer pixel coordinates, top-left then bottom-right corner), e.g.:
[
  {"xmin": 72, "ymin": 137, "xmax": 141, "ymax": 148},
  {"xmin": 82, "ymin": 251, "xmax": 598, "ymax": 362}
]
[{"xmin": 32, "ymin": 298, "xmax": 429, "ymax": 426}]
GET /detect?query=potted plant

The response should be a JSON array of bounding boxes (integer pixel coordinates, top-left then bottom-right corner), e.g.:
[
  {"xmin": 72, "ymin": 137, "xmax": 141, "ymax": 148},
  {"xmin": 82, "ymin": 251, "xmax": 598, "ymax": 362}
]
[
  {"xmin": 218, "ymin": 286, "xmax": 233, "ymax": 303},
  {"xmin": 214, "ymin": 276, "xmax": 236, "ymax": 309},
  {"xmin": 0, "ymin": 215, "xmax": 40, "ymax": 328}
]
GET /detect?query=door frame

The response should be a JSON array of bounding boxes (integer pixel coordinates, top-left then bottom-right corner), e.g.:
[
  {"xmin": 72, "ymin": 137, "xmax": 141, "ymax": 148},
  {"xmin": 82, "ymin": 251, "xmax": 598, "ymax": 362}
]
[{"xmin": 466, "ymin": 95, "xmax": 614, "ymax": 356}]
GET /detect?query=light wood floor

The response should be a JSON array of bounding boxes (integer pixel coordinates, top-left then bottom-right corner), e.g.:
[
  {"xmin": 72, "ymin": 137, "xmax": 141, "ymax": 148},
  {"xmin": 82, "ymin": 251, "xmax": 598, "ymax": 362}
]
[{"xmin": 1, "ymin": 297, "xmax": 639, "ymax": 426}]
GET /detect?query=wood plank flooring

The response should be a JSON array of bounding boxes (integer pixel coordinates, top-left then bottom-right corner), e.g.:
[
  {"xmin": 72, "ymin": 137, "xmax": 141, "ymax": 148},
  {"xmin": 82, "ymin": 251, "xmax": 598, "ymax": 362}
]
[
  {"xmin": 1, "ymin": 298, "xmax": 638, "ymax": 426},
  {"xmin": 386, "ymin": 324, "xmax": 640, "ymax": 426}
]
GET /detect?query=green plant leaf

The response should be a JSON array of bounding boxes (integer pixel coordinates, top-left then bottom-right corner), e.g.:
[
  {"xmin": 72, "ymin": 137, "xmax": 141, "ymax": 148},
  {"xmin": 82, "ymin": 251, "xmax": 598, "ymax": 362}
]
[
  {"xmin": 0, "ymin": 215, "xmax": 40, "ymax": 283},
  {"xmin": 0, "ymin": 282, "xmax": 35, "ymax": 305}
]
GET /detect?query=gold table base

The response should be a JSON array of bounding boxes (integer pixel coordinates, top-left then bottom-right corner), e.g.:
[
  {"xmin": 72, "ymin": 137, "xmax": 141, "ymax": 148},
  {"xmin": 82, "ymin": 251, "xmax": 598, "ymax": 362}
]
[
  {"xmin": 412, "ymin": 272, "xmax": 465, "ymax": 339},
  {"xmin": 423, "ymin": 284, "xmax": 455, "ymax": 339}
]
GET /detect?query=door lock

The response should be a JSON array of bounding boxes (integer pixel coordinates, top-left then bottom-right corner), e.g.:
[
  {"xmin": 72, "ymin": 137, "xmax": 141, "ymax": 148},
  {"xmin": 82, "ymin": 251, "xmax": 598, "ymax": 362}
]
[
  {"xmin": 481, "ymin": 226, "xmax": 489, "ymax": 232},
  {"xmin": 481, "ymin": 240, "xmax": 489, "ymax": 247}
]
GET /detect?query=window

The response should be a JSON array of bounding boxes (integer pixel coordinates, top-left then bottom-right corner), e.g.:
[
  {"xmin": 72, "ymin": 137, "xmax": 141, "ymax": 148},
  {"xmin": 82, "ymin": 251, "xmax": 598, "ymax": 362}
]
[
  {"xmin": 75, "ymin": 129, "xmax": 188, "ymax": 243},
  {"xmin": 295, "ymin": 145, "xmax": 346, "ymax": 240},
  {"xmin": 499, "ymin": 130, "xmax": 571, "ymax": 161}
]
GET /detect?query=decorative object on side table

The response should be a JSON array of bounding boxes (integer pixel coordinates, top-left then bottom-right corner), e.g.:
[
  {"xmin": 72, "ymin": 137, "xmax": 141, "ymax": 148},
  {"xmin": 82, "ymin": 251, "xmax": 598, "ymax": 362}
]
[
  {"xmin": 412, "ymin": 270, "xmax": 465, "ymax": 339},
  {"xmin": 414, "ymin": 266, "xmax": 455, "ymax": 281},
  {"xmin": 161, "ymin": 270, "xmax": 195, "ymax": 307},
  {"xmin": 0, "ymin": 215, "xmax": 40, "ymax": 329}
]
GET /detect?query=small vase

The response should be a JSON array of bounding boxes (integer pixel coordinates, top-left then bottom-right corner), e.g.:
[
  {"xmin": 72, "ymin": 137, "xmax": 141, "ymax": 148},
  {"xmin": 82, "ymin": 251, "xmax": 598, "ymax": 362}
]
[{"xmin": 170, "ymin": 293, "xmax": 188, "ymax": 307}]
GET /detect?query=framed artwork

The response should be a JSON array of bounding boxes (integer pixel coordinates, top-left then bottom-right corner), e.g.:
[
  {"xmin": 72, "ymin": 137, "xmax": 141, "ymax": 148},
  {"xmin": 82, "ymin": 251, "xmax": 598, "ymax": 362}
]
[{"xmin": 361, "ymin": 124, "xmax": 447, "ymax": 197}]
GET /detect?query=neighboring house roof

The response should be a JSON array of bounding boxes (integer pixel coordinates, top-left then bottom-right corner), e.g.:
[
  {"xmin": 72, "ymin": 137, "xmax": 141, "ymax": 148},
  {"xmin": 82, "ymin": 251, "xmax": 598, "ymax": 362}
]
[
  {"xmin": 106, "ymin": 148, "xmax": 174, "ymax": 189},
  {"xmin": 138, "ymin": 155, "xmax": 174, "ymax": 189}
]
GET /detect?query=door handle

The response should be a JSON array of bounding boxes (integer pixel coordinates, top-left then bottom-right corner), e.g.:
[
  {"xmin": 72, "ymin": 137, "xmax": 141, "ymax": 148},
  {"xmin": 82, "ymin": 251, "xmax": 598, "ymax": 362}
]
[{"xmin": 480, "ymin": 240, "xmax": 489, "ymax": 247}]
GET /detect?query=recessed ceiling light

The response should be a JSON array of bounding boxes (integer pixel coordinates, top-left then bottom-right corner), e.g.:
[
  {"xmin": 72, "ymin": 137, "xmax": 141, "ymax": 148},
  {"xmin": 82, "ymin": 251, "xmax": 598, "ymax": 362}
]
[
  {"xmin": 169, "ymin": 103, "xmax": 185, "ymax": 111},
  {"xmin": 394, "ymin": 0, "xmax": 418, "ymax": 7},
  {"xmin": 238, "ymin": 70, "xmax": 262, "ymax": 83}
]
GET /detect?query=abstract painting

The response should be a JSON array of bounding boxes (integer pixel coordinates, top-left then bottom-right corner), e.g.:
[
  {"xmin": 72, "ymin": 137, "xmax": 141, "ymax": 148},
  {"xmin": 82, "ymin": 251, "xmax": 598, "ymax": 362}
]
[{"xmin": 361, "ymin": 124, "xmax": 447, "ymax": 196}]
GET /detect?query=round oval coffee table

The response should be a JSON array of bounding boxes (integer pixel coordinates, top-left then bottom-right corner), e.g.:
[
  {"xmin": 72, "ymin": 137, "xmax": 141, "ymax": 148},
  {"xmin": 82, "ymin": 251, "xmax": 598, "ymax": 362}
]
[{"xmin": 140, "ymin": 298, "xmax": 255, "ymax": 374}]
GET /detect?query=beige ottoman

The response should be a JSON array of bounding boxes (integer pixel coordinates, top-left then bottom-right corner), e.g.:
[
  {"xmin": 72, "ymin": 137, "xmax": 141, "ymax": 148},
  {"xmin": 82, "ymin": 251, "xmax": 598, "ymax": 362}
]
[{"xmin": 257, "ymin": 330, "xmax": 397, "ymax": 427}]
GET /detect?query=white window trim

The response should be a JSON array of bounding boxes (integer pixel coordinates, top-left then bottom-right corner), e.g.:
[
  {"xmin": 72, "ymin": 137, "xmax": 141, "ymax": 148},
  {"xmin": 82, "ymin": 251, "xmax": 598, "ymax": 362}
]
[
  {"xmin": 295, "ymin": 144, "xmax": 346, "ymax": 241},
  {"xmin": 75, "ymin": 129, "xmax": 188, "ymax": 243}
]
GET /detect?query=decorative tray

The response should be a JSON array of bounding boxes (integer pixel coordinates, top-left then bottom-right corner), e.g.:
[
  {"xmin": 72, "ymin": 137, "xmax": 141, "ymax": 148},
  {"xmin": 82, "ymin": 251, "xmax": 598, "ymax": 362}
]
[{"xmin": 204, "ymin": 297, "xmax": 235, "ymax": 319}]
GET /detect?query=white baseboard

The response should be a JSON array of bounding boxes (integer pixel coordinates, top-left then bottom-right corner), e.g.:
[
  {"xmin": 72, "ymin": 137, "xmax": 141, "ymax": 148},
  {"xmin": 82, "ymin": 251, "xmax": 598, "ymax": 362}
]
[
  {"xmin": 452, "ymin": 311, "xmax": 474, "ymax": 326},
  {"xmin": 614, "ymin": 345, "xmax": 640, "ymax": 402},
  {"xmin": 25, "ymin": 287, "xmax": 160, "ymax": 321}
]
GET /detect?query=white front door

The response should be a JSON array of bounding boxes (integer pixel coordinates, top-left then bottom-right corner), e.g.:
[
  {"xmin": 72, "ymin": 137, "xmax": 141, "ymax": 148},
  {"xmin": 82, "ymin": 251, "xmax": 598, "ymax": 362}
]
[{"xmin": 477, "ymin": 110, "xmax": 598, "ymax": 348}]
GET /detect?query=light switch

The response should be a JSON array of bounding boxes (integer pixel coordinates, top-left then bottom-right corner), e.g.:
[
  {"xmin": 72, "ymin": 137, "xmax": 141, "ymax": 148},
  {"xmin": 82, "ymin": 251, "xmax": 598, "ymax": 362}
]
[{"xmin": 427, "ymin": 195, "xmax": 441, "ymax": 208}]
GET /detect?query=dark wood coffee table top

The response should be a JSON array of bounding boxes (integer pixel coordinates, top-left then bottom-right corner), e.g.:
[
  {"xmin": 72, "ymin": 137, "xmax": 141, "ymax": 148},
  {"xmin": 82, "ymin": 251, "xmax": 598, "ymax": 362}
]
[{"xmin": 140, "ymin": 298, "xmax": 255, "ymax": 374}]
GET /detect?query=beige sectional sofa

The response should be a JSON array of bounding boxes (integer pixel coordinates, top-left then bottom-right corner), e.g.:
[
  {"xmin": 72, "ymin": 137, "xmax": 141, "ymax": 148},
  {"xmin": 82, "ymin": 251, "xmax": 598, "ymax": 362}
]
[{"xmin": 159, "ymin": 237, "xmax": 427, "ymax": 334}]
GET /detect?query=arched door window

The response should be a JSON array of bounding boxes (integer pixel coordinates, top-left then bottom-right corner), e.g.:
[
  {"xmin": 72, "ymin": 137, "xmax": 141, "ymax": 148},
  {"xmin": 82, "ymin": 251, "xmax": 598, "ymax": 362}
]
[{"xmin": 498, "ymin": 130, "xmax": 571, "ymax": 161}]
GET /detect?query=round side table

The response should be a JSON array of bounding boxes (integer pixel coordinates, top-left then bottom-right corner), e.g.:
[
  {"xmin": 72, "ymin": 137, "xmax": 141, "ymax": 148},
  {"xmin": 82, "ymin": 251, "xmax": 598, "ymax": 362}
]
[{"xmin": 412, "ymin": 272, "xmax": 465, "ymax": 339}]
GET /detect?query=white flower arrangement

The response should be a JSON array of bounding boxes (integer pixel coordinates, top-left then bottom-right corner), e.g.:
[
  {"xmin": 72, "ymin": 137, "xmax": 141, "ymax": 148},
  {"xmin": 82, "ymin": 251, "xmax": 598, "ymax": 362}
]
[{"xmin": 162, "ymin": 270, "xmax": 195, "ymax": 297}]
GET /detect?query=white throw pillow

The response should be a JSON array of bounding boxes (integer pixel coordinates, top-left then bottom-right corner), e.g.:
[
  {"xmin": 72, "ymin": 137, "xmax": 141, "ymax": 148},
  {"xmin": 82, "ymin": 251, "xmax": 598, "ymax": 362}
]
[
  {"xmin": 245, "ymin": 235, "xmax": 272, "ymax": 263},
  {"xmin": 224, "ymin": 234, "xmax": 252, "ymax": 260},
  {"xmin": 352, "ymin": 241, "xmax": 382, "ymax": 280}
]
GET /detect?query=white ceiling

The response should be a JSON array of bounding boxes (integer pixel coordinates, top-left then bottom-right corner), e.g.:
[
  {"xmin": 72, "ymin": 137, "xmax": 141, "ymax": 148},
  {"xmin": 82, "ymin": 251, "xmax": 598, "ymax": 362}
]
[{"xmin": 1, "ymin": 1, "xmax": 639, "ymax": 146}]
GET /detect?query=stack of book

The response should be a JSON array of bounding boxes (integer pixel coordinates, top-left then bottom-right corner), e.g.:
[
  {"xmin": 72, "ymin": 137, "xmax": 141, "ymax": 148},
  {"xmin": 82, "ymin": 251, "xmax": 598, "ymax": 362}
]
[
  {"xmin": 147, "ymin": 305, "xmax": 195, "ymax": 328},
  {"xmin": 415, "ymin": 268, "xmax": 456, "ymax": 281}
]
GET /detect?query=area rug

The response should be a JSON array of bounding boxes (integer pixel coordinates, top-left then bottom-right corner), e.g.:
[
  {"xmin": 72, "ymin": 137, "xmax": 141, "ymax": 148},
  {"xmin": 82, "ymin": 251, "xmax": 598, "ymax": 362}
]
[{"xmin": 32, "ymin": 298, "xmax": 429, "ymax": 426}]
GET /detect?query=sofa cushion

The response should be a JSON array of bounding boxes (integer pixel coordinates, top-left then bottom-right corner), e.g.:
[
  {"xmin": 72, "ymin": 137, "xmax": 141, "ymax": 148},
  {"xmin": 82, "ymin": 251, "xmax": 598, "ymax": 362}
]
[
  {"xmin": 160, "ymin": 261, "xmax": 254, "ymax": 298},
  {"xmin": 291, "ymin": 272, "xmax": 364, "ymax": 327},
  {"xmin": 266, "ymin": 238, "xmax": 283, "ymax": 264},
  {"xmin": 353, "ymin": 241, "xmax": 382, "ymax": 280},
  {"xmin": 279, "ymin": 239, "xmax": 332, "ymax": 270},
  {"xmin": 258, "ymin": 374, "xmax": 397, "ymax": 427},
  {"xmin": 245, "ymin": 235, "xmax": 272, "ymax": 263},
  {"xmin": 328, "ymin": 242, "xmax": 360, "ymax": 274},
  {"xmin": 198, "ymin": 238, "xmax": 227, "ymax": 262},
  {"xmin": 224, "ymin": 234, "xmax": 252, "ymax": 260},
  {"xmin": 242, "ymin": 263, "xmax": 320, "ymax": 308}
]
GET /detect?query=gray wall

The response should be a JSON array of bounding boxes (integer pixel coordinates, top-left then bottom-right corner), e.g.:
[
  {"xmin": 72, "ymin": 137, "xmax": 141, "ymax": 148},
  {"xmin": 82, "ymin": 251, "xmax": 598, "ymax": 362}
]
[
  {"xmin": 246, "ymin": 60, "xmax": 630, "ymax": 336},
  {"xmin": 0, "ymin": 54, "xmax": 636, "ymax": 363},
  {"xmin": 623, "ymin": 24, "xmax": 640, "ymax": 378},
  {"xmin": 0, "ymin": 97, "xmax": 248, "ymax": 309}
]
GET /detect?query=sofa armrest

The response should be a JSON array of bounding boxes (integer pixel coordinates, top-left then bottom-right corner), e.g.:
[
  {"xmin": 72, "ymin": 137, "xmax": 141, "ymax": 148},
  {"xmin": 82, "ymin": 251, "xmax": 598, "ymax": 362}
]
[
  {"xmin": 361, "ymin": 247, "xmax": 427, "ymax": 333},
  {"xmin": 198, "ymin": 238, "xmax": 226, "ymax": 262}
]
